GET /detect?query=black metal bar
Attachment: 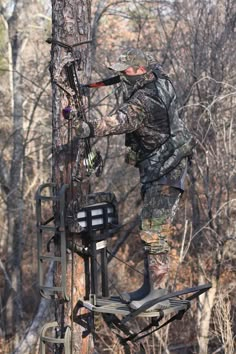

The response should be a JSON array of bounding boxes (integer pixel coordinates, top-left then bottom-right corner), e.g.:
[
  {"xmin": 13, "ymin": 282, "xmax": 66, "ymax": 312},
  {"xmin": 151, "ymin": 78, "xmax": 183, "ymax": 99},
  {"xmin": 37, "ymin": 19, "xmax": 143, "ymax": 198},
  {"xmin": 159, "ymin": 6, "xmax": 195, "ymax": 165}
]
[
  {"xmin": 101, "ymin": 247, "xmax": 109, "ymax": 297},
  {"xmin": 90, "ymin": 234, "xmax": 98, "ymax": 295},
  {"xmin": 71, "ymin": 40, "xmax": 92, "ymax": 47},
  {"xmin": 46, "ymin": 38, "xmax": 92, "ymax": 51},
  {"xmin": 103, "ymin": 205, "xmax": 108, "ymax": 229},
  {"xmin": 42, "ymin": 216, "xmax": 55, "ymax": 226},
  {"xmin": 54, "ymin": 81, "xmax": 72, "ymax": 97},
  {"xmin": 84, "ymin": 254, "xmax": 90, "ymax": 300}
]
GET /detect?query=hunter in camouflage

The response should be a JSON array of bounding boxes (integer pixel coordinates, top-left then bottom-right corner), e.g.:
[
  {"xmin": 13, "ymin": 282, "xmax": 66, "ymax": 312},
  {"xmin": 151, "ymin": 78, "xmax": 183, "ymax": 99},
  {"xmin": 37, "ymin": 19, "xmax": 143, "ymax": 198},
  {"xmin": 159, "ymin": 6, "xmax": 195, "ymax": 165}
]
[{"xmin": 75, "ymin": 48, "xmax": 195, "ymax": 309}]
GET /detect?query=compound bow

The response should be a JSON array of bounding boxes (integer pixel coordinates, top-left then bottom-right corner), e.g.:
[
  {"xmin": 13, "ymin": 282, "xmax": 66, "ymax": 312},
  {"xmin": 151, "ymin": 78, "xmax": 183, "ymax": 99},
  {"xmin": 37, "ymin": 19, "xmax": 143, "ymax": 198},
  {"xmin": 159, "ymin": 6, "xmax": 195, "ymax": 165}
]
[{"xmin": 47, "ymin": 37, "xmax": 103, "ymax": 185}]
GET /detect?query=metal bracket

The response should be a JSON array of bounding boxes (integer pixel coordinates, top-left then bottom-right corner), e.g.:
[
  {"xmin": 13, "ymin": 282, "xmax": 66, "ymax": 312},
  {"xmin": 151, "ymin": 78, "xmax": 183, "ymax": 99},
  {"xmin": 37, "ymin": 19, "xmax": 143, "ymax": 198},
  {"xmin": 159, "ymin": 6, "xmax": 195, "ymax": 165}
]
[{"xmin": 72, "ymin": 300, "xmax": 95, "ymax": 338}]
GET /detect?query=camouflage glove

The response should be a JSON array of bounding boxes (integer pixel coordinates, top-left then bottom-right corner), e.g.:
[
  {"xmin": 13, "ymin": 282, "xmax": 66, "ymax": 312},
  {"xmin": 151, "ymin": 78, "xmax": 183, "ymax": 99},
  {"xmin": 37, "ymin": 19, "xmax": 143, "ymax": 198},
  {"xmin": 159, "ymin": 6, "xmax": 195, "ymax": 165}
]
[
  {"xmin": 125, "ymin": 147, "xmax": 138, "ymax": 166},
  {"xmin": 73, "ymin": 120, "xmax": 93, "ymax": 138},
  {"xmin": 62, "ymin": 105, "xmax": 93, "ymax": 138}
]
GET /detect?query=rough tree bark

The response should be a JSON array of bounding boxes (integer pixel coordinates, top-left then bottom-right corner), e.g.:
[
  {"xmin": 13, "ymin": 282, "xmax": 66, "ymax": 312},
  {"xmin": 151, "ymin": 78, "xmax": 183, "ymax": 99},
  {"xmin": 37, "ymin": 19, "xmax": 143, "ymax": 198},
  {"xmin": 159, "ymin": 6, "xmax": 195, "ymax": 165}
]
[
  {"xmin": 2, "ymin": 0, "xmax": 30, "ymax": 342},
  {"xmin": 51, "ymin": 0, "xmax": 93, "ymax": 353},
  {"xmin": 197, "ymin": 274, "xmax": 217, "ymax": 354}
]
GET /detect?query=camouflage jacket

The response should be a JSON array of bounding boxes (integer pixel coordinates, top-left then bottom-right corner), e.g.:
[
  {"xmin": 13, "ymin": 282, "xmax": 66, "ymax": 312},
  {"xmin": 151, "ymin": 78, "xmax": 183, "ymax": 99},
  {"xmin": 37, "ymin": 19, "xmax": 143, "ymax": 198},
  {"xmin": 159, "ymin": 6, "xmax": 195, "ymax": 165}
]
[{"xmin": 83, "ymin": 68, "xmax": 195, "ymax": 185}]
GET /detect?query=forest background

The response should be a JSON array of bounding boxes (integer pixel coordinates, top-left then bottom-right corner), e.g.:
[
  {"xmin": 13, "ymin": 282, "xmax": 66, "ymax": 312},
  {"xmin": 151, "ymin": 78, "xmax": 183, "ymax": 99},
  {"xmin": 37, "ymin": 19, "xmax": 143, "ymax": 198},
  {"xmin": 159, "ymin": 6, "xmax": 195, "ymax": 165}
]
[{"xmin": 0, "ymin": 0, "xmax": 235, "ymax": 353}]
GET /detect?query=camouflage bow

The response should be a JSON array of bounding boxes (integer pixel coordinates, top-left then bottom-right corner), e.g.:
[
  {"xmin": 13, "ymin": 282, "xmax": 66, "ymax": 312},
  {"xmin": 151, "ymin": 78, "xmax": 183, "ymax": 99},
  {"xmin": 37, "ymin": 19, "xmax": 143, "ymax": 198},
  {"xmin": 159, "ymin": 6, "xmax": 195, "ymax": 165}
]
[{"xmin": 47, "ymin": 37, "xmax": 103, "ymax": 182}]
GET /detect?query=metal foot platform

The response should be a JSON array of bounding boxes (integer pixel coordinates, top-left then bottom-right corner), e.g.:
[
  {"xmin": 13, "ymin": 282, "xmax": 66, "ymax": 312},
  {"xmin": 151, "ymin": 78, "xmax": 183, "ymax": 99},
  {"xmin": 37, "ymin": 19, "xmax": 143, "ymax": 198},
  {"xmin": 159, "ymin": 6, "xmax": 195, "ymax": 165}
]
[
  {"xmin": 81, "ymin": 296, "xmax": 190, "ymax": 317},
  {"xmin": 75, "ymin": 283, "xmax": 211, "ymax": 344},
  {"xmin": 79, "ymin": 283, "xmax": 211, "ymax": 319}
]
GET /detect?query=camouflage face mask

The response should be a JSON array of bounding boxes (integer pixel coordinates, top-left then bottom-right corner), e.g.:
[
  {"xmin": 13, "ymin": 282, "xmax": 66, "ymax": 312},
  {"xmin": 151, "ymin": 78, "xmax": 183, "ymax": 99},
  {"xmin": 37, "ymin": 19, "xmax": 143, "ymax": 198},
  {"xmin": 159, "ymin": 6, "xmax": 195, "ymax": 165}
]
[
  {"xmin": 120, "ymin": 72, "xmax": 143, "ymax": 86},
  {"xmin": 120, "ymin": 72, "xmax": 144, "ymax": 100}
]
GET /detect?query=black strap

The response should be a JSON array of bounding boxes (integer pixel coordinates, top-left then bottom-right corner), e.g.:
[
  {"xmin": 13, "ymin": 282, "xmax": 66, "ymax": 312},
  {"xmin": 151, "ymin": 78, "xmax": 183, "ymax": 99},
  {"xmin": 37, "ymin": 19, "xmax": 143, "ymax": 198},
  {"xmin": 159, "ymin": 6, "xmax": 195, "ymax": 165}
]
[
  {"xmin": 102, "ymin": 313, "xmax": 147, "ymax": 353},
  {"xmin": 120, "ymin": 311, "xmax": 164, "ymax": 344},
  {"xmin": 132, "ymin": 308, "xmax": 187, "ymax": 343}
]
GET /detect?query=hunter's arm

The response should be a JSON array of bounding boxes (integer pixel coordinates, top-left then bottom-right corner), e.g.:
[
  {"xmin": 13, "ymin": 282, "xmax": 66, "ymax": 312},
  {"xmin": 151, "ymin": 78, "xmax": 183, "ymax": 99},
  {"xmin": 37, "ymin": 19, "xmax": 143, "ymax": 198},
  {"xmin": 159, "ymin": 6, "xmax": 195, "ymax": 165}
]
[{"xmin": 78, "ymin": 91, "xmax": 147, "ymax": 137}]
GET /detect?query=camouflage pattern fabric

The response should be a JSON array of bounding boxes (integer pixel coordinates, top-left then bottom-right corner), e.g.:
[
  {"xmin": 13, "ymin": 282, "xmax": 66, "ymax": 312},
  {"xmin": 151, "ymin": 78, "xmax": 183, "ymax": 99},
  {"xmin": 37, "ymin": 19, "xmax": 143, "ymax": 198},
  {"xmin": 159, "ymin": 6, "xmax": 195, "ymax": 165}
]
[
  {"xmin": 140, "ymin": 184, "xmax": 182, "ymax": 288},
  {"xmin": 148, "ymin": 252, "xmax": 169, "ymax": 289},
  {"xmin": 76, "ymin": 66, "xmax": 194, "ymax": 184},
  {"xmin": 85, "ymin": 191, "xmax": 118, "ymax": 209},
  {"xmin": 140, "ymin": 184, "xmax": 182, "ymax": 246},
  {"xmin": 73, "ymin": 120, "xmax": 91, "ymax": 138},
  {"xmin": 109, "ymin": 48, "xmax": 156, "ymax": 72},
  {"xmin": 140, "ymin": 156, "xmax": 188, "ymax": 190}
]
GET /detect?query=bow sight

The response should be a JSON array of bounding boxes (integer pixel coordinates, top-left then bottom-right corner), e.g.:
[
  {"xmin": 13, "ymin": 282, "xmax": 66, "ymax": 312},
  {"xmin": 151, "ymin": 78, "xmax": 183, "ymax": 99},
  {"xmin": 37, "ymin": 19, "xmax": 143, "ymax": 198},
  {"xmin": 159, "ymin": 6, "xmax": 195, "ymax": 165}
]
[{"xmin": 83, "ymin": 150, "xmax": 103, "ymax": 177}]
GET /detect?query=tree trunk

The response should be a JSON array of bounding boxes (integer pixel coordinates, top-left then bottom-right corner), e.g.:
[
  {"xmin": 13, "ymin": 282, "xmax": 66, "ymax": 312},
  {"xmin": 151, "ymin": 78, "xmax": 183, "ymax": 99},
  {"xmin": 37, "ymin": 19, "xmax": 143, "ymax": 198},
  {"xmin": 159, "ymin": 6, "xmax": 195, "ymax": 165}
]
[
  {"xmin": 13, "ymin": 262, "xmax": 54, "ymax": 354},
  {"xmin": 4, "ymin": 0, "xmax": 28, "ymax": 341},
  {"xmin": 197, "ymin": 275, "xmax": 217, "ymax": 353},
  {"xmin": 51, "ymin": 0, "xmax": 93, "ymax": 352}
]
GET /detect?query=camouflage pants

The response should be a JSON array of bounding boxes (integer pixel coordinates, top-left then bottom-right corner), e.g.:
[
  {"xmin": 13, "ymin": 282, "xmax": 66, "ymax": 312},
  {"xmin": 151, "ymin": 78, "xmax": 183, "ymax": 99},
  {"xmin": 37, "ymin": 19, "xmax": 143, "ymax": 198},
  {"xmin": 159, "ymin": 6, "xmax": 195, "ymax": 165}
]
[
  {"xmin": 140, "ymin": 183, "xmax": 182, "ymax": 248},
  {"xmin": 140, "ymin": 183, "xmax": 182, "ymax": 288}
]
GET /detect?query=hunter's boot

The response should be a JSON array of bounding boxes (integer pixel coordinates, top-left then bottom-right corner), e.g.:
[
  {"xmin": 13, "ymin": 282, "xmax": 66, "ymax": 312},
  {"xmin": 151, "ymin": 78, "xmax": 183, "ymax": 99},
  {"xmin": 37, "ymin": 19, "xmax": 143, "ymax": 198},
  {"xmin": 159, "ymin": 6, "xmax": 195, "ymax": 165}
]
[
  {"xmin": 130, "ymin": 235, "xmax": 170, "ymax": 310},
  {"xmin": 121, "ymin": 251, "xmax": 150, "ymax": 303}
]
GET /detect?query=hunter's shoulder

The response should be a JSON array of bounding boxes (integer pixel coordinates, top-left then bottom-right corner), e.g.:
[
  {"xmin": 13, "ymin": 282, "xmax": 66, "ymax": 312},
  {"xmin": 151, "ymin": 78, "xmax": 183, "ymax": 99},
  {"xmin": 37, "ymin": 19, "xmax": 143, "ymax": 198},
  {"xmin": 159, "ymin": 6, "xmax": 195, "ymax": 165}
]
[{"xmin": 151, "ymin": 64, "xmax": 169, "ymax": 80}]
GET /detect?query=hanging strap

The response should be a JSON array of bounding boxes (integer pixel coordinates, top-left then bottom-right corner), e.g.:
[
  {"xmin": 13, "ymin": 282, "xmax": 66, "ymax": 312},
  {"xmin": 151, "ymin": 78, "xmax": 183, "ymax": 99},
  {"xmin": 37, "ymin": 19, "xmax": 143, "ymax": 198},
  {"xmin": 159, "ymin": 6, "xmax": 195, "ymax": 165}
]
[{"xmin": 122, "ymin": 308, "xmax": 186, "ymax": 344}]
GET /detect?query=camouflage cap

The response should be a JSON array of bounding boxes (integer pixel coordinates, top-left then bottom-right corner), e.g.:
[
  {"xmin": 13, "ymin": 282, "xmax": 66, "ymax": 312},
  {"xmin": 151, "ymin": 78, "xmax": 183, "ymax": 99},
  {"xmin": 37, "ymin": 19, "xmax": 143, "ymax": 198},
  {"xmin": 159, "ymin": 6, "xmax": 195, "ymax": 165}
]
[{"xmin": 109, "ymin": 48, "xmax": 155, "ymax": 72}]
